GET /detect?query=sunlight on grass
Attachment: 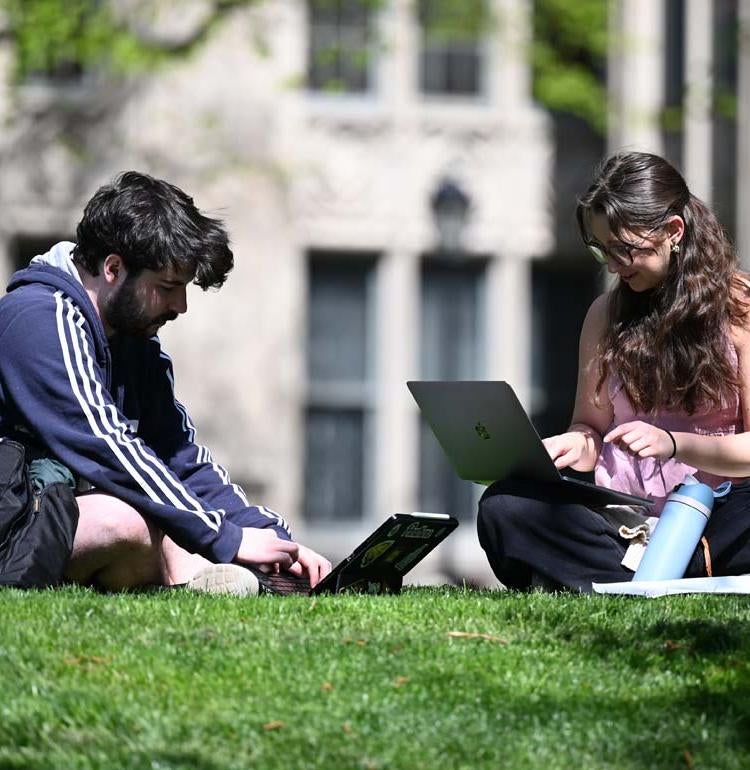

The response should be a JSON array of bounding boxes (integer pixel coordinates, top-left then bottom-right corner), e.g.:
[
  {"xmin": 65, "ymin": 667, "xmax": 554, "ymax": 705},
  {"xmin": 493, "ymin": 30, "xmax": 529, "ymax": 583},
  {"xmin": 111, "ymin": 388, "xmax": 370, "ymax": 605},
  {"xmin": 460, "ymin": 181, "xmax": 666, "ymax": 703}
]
[{"xmin": 1, "ymin": 587, "xmax": 749, "ymax": 769}]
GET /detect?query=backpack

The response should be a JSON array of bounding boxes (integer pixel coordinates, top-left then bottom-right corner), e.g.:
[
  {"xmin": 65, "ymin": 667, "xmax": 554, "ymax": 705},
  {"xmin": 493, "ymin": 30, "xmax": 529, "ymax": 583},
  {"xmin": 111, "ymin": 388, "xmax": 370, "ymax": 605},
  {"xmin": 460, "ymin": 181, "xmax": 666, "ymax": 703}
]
[{"xmin": 0, "ymin": 438, "xmax": 79, "ymax": 588}]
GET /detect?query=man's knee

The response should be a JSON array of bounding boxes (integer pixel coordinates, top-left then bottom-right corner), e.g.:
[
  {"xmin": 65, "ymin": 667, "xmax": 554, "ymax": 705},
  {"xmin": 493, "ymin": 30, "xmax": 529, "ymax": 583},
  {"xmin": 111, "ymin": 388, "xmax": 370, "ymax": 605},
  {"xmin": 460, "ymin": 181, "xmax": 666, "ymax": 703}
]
[
  {"xmin": 76, "ymin": 494, "xmax": 158, "ymax": 549},
  {"xmin": 68, "ymin": 494, "xmax": 162, "ymax": 589}
]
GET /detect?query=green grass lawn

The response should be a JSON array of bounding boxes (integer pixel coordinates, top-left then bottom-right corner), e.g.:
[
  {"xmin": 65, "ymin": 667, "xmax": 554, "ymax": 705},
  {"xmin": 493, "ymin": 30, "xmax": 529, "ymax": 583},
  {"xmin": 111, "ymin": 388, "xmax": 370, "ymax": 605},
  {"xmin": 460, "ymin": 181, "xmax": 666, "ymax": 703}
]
[{"xmin": 1, "ymin": 587, "xmax": 750, "ymax": 770}]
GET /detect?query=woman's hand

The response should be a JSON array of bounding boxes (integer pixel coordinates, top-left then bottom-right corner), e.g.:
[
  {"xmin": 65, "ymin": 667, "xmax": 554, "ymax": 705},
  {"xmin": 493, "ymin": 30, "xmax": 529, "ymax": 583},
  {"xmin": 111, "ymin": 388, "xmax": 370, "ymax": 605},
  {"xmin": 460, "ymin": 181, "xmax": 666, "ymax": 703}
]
[
  {"xmin": 603, "ymin": 420, "xmax": 674, "ymax": 460},
  {"xmin": 543, "ymin": 432, "xmax": 591, "ymax": 470}
]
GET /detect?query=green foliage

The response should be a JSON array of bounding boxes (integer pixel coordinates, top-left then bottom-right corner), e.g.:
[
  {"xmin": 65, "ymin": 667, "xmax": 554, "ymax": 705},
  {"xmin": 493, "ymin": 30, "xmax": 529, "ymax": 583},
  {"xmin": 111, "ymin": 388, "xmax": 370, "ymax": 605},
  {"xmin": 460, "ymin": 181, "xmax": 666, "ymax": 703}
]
[
  {"xmin": 715, "ymin": 87, "xmax": 738, "ymax": 121},
  {"xmin": 2, "ymin": 0, "xmax": 165, "ymax": 81},
  {"xmin": 1, "ymin": 586, "xmax": 750, "ymax": 769},
  {"xmin": 2, "ymin": 0, "xmax": 610, "ymax": 133},
  {"xmin": 0, "ymin": 0, "xmax": 259, "ymax": 83},
  {"xmin": 420, "ymin": 0, "xmax": 493, "ymax": 43},
  {"xmin": 532, "ymin": 0, "xmax": 608, "ymax": 132}
]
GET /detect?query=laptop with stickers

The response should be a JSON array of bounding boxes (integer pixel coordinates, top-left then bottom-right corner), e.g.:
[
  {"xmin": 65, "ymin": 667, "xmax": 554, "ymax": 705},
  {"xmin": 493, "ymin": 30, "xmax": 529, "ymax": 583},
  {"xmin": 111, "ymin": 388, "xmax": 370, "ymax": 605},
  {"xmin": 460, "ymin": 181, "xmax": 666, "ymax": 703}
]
[{"xmin": 251, "ymin": 513, "xmax": 459, "ymax": 595}]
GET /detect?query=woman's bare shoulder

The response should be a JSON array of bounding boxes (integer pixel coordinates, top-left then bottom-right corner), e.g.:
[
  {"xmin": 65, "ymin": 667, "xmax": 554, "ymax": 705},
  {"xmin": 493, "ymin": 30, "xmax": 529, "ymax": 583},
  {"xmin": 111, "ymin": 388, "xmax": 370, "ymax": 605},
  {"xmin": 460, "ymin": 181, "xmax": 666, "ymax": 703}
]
[
  {"xmin": 582, "ymin": 292, "xmax": 609, "ymax": 330},
  {"xmin": 578, "ymin": 292, "xmax": 610, "ymax": 351}
]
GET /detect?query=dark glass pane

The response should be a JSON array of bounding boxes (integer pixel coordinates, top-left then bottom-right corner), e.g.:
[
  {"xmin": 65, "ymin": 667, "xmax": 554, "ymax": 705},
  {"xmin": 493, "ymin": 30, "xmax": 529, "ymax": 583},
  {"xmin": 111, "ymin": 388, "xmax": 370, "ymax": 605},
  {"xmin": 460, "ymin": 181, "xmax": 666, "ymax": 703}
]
[
  {"xmin": 309, "ymin": 0, "xmax": 336, "ymax": 24},
  {"xmin": 421, "ymin": 44, "xmax": 481, "ymax": 96},
  {"xmin": 338, "ymin": 0, "xmax": 369, "ymax": 25},
  {"xmin": 420, "ymin": 261, "xmax": 483, "ymax": 380},
  {"xmin": 304, "ymin": 253, "xmax": 375, "ymax": 524},
  {"xmin": 338, "ymin": 25, "xmax": 370, "ymax": 91},
  {"xmin": 420, "ymin": 48, "xmax": 445, "ymax": 93},
  {"xmin": 309, "ymin": 27, "xmax": 339, "ymax": 90},
  {"xmin": 307, "ymin": 0, "xmax": 371, "ymax": 92},
  {"xmin": 445, "ymin": 50, "xmax": 479, "ymax": 94},
  {"xmin": 308, "ymin": 259, "xmax": 371, "ymax": 382},
  {"xmin": 662, "ymin": 0, "xmax": 685, "ymax": 169},
  {"xmin": 419, "ymin": 260, "xmax": 484, "ymax": 519},
  {"xmin": 418, "ymin": 0, "xmax": 483, "ymax": 95},
  {"xmin": 304, "ymin": 408, "xmax": 364, "ymax": 521},
  {"xmin": 712, "ymin": 0, "xmax": 738, "ymax": 240}
]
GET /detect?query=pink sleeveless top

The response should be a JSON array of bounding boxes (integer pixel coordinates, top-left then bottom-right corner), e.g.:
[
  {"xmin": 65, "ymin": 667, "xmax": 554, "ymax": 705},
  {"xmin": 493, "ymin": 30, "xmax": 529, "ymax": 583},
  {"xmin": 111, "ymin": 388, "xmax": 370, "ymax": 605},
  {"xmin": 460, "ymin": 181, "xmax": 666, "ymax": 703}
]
[{"xmin": 594, "ymin": 344, "xmax": 745, "ymax": 514}]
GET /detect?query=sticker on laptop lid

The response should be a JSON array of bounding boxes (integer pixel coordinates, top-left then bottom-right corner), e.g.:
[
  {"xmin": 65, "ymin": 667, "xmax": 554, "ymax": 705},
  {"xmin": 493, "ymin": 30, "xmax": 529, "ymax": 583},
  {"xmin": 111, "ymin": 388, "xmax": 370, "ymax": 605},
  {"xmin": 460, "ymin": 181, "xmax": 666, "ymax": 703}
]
[
  {"xmin": 395, "ymin": 544, "xmax": 429, "ymax": 571},
  {"xmin": 404, "ymin": 522, "xmax": 438, "ymax": 539},
  {"xmin": 385, "ymin": 547, "xmax": 407, "ymax": 564},
  {"xmin": 360, "ymin": 540, "xmax": 395, "ymax": 567},
  {"xmin": 474, "ymin": 422, "xmax": 491, "ymax": 440}
]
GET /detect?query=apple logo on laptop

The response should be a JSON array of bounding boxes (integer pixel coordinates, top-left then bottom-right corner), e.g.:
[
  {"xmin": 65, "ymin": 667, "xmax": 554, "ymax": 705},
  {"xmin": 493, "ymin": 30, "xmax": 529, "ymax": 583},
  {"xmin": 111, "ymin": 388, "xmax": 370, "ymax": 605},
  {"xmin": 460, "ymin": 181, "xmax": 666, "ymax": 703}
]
[{"xmin": 474, "ymin": 422, "xmax": 491, "ymax": 440}]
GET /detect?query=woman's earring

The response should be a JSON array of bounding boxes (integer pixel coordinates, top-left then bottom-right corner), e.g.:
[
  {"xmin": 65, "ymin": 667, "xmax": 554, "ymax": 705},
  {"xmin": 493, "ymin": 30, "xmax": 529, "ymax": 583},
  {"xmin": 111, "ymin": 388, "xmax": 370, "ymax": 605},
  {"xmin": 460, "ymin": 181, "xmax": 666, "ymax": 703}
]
[{"xmin": 670, "ymin": 242, "xmax": 680, "ymax": 254}]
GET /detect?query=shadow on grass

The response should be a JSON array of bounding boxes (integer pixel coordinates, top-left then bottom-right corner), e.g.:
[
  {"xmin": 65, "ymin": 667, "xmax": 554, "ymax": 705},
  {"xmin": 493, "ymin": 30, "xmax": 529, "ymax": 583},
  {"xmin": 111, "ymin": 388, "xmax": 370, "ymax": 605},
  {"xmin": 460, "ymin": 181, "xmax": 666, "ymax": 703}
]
[
  {"xmin": 483, "ymin": 681, "xmax": 750, "ymax": 769},
  {"xmin": 645, "ymin": 618, "xmax": 748, "ymax": 654},
  {"xmin": 572, "ymin": 617, "xmax": 750, "ymax": 661},
  {"xmin": 574, "ymin": 618, "xmax": 750, "ymax": 760},
  {"xmin": 463, "ymin": 591, "xmax": 750, "ymax": 762},
  {"xmin": 143, "ymin": 750, "xmax": 232, "ymax": 770}
]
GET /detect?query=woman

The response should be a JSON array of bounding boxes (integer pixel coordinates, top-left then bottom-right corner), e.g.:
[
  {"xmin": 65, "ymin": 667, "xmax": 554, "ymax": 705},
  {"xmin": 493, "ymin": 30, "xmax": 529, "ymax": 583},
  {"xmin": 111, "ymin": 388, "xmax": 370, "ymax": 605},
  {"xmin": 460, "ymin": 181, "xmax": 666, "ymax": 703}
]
[{"xmin": 478, "ymin": 151, "xmax": 750, "ymax": 591}]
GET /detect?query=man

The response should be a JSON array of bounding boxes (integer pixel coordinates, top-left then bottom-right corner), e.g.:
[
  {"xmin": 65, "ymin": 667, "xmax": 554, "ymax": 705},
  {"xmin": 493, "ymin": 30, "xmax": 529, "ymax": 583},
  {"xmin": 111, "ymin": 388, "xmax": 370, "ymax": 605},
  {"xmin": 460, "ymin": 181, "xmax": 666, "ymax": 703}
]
[{"xmin": 0, "ymin": 171, "xmax": 331, "ymax": 594}]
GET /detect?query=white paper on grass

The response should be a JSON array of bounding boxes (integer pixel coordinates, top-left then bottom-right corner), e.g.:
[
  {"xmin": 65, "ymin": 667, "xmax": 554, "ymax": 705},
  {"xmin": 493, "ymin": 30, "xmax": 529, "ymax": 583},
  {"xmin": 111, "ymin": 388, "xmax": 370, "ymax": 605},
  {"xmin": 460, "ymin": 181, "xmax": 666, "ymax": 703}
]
[{"xmin": 592, "ymin": 575, "xmax": 750, "ymax": 597}]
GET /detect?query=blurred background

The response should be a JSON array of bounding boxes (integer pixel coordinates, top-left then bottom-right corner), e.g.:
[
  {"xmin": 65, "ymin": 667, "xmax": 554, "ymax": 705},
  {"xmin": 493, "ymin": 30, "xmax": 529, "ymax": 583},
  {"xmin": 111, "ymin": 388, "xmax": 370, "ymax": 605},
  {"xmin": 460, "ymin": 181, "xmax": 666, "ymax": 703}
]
[{"xmin": 0, "ymin": 0, "xmax": 744, "ymax": 584}]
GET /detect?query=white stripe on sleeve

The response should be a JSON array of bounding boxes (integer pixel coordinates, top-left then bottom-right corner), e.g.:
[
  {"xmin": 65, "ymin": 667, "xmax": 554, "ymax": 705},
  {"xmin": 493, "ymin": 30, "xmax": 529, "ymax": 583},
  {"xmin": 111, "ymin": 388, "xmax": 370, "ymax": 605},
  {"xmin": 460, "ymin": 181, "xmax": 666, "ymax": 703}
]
[{"xmin": 55, "ymin": 293, "xmax": 222, "ymax": 532}]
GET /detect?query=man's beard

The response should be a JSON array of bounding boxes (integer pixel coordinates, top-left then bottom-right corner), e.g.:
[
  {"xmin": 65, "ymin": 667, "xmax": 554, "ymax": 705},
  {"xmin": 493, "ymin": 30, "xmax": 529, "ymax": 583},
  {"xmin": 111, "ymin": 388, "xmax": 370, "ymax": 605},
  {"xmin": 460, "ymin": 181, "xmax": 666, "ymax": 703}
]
[{"xmin": 103, "ymin": 278, "xmax": 177, "ymax": 338}]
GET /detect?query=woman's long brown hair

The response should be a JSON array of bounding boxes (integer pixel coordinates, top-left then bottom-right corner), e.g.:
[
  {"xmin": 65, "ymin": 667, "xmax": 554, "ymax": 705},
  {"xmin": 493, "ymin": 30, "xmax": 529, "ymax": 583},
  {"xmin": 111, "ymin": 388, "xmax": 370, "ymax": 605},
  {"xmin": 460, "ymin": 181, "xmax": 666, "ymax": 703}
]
[{"xmin": 577, "ymin": 152, "xmax": 747, "ymax": 415}]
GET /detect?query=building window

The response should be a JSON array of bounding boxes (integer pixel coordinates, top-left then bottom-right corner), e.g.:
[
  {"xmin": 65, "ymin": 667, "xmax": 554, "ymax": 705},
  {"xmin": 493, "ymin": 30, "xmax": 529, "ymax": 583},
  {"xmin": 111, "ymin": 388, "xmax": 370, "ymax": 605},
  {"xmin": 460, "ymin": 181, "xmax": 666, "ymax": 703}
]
[
  {"xmin": 418, "ymin": 0, "xmax": 485, "ymax": 97},
  {"xmin": 418, "ymin": 259, "xmax": 486, "ymax": 520},
  {"xmin": 307, "ymin": 0, "xmax": 374, "ymax": 93},
  {"xmin": 712, "ymin": 0, "xmax": 738, "ymax": 240},
  {"xmin": 662, "ymin": 0, "xmax": 685, "ymax": 169},
  {"xmin": 303, "ymin": 254, "xmax": 377, "ymax": 522}
]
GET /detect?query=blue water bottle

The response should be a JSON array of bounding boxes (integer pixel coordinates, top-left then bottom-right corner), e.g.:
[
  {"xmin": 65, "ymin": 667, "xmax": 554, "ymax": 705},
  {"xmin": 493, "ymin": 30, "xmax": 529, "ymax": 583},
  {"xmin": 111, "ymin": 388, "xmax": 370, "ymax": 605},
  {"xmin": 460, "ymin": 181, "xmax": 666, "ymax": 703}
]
[{"xmin": 633, "ymin": 478, "xmax": 731, "ymax": 582}]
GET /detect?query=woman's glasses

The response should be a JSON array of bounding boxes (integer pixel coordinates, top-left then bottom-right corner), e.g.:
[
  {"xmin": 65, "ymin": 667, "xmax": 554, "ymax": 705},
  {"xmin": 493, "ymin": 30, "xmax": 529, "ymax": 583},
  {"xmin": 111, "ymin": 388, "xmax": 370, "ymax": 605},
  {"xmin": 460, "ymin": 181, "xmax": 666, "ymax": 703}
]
[{"xmin": 585, "ymin": 239, "xmax": 657, "ymax": 268}]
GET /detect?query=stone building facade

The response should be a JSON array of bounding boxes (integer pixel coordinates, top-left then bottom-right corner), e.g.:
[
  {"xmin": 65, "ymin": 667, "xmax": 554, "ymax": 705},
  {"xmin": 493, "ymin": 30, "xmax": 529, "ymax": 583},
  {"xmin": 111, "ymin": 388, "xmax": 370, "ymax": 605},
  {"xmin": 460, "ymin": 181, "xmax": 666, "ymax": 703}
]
[{"xmin": 0, "ymin": 0, "xmax": 746, "ymax": 584}]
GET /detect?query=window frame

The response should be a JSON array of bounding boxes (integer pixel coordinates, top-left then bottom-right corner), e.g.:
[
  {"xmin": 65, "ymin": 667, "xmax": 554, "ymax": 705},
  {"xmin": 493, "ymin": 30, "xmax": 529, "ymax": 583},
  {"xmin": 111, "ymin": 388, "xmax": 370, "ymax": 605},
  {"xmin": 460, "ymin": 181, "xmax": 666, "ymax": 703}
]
[{"xmin": 303, "ymin": 250, "xmax": 379, "ymax": 524}]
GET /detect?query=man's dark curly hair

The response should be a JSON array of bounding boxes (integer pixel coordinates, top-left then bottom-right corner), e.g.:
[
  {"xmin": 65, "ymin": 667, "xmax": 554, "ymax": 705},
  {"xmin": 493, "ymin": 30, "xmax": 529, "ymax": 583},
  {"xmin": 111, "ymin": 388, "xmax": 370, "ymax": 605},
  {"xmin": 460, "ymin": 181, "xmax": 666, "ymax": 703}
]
[{"xmin": 72, "ymin": 171, "xmax": 234, "ymax": 289}]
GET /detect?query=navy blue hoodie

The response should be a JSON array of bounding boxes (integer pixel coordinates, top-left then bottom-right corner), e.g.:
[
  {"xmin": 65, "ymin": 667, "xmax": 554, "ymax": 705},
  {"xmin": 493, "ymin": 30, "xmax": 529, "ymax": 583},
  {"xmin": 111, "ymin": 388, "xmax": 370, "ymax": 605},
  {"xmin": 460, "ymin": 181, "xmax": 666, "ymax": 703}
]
[{"xmin": 0, "ymin": 243, "xmax": 290, "ymax": 562}]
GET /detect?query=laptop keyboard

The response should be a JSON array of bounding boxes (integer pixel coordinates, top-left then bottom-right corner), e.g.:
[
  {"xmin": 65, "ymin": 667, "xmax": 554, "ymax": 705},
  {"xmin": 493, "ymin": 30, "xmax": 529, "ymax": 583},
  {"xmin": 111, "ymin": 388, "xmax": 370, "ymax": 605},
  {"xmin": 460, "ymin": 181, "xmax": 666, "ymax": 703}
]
[{"xmin": 248, "ymin": 568, "xmax": 312, "ymax": 595}]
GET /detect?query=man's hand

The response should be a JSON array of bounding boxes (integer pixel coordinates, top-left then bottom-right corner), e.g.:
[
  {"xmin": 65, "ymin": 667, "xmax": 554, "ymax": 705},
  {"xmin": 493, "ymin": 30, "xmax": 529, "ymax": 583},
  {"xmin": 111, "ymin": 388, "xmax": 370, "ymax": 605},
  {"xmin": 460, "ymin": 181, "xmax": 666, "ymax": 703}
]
[
  {"xmin": 603, "ymin": 420, "xmax": 674, "ymax": 460},
  {"xmin": 543, "ymin": 432, "xmax": 590, "ymax": 470},
  {"xmin": 288, "ymin": 545, "xmax": 333, "ymax": 589},
  {"xmin": 235, "ymin": 528, "xmax": 299, "ymax": 569}
]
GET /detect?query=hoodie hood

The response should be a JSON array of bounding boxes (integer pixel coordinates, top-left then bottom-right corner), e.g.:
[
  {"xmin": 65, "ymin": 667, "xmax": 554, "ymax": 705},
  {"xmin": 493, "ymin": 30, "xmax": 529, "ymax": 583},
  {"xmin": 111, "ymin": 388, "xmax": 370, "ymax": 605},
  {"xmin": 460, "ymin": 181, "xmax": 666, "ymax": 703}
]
[
  {"xmin": 6, "ymin": 241, "xmax": 109, "ymax": 365},
  {"xmin": 30, "ymin": 241, "xmax": 82, "ymax": 282}
]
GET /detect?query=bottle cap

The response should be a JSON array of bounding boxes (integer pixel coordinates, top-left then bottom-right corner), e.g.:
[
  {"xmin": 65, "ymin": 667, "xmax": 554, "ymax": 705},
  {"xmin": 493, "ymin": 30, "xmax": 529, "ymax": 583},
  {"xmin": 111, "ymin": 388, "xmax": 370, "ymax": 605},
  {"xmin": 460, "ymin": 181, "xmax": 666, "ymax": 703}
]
[{"xmin": 671, "ymin": 481, "xmax": 715, "ymax": 518}]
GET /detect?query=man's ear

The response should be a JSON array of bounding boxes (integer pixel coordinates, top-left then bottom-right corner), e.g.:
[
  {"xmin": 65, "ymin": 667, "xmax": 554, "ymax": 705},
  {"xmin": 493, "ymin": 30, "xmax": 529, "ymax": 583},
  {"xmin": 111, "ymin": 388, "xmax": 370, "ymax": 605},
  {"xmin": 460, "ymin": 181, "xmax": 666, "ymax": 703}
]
[{"xmin": 102, "ymin": 254, "xmax": 125, "ymax": 285}]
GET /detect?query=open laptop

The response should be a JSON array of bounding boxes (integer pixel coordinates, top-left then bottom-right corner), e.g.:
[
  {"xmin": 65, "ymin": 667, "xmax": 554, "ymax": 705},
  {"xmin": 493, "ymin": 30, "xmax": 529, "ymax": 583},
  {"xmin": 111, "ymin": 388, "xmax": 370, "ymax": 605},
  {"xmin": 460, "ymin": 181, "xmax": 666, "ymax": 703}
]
[
  {"xmin": 407, "ymin": 380, "xmax": 652, "ymax": 508},
  {"xmin": 252, "ymin": 512, "xmax": 458, "ymax": 595}
]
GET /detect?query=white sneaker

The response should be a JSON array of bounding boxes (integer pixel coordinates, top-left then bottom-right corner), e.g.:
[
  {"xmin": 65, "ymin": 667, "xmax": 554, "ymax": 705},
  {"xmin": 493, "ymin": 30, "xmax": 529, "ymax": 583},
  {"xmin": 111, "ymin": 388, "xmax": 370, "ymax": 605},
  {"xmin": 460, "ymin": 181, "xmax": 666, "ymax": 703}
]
[{"xmin": 186, "ymin": 564, "xmax": 260, "ymax": 596}]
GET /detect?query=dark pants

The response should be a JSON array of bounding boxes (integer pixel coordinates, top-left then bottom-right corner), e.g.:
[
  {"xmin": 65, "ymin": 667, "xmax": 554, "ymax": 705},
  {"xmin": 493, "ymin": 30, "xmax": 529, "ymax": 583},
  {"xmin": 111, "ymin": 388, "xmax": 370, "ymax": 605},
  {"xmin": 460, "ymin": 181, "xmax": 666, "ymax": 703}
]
[{"xmin": 477, "ymin": 479, "xmax": 750, "ymax": 593}]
